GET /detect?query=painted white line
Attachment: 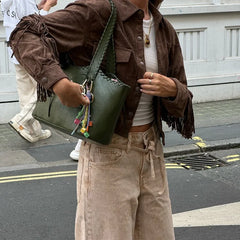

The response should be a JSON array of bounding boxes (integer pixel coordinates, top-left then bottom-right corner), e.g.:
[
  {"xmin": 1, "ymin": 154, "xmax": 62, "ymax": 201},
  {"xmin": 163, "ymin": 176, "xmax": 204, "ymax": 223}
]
[{"xmin": 173, "ymin": 202, "xmax": 240, "ymax": 227}]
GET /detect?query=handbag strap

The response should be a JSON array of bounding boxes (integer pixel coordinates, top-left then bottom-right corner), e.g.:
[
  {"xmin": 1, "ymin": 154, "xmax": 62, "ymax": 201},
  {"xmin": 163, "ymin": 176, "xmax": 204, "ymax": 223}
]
[
  {"xmin": 87, "ymin": 0, "xmax": 117, "ymax": 81},
  {"xmin": 105, "ymin": 36, "xmax": 116, "ymax": 74}
]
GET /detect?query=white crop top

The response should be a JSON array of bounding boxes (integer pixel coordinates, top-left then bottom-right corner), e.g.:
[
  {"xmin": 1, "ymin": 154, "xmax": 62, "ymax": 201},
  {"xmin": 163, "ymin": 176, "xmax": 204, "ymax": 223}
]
[{"xmin": 132, "ymin": 14, "xmax": 158, "ymax": 126}]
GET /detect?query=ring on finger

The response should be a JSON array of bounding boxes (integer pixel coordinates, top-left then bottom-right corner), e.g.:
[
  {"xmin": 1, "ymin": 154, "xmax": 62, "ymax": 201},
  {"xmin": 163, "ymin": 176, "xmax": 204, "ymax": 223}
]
[
  {"xmin": 150, "ymin": 72, "xmax": 154, "ymax": 79},
  {"xmin": 149, "ymin": 79, "xmax": 152, "ymax": 84}
]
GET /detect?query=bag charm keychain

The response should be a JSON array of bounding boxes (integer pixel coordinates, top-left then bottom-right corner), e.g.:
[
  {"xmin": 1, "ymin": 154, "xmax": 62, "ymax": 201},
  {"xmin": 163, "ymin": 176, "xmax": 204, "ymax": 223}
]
[{"xmin": 71, "ymin": 81, "xmax": 94, "ymax": 138}]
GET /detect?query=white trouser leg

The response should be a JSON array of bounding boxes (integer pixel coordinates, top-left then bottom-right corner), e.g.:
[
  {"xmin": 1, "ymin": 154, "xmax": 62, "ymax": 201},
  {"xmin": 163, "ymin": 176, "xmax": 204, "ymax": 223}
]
[{"xmin": 12, "ymin": 64, "xmax": 42, "ymax": 135}]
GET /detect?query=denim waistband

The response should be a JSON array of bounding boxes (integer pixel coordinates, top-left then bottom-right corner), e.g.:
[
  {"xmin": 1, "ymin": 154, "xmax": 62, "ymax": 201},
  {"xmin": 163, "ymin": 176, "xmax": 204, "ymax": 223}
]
[{"xmin": 110, "ymin": 126, "xmax": 160, "ymax": 178}]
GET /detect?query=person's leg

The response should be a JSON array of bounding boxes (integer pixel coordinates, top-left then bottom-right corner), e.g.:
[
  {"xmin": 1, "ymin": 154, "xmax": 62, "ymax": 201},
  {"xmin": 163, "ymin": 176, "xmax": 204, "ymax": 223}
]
[
  {"xmin": 134, "ymin": 130, "xmax": 175, "ymax": 240},
  {"xmin": 9, "ymin": 64, "xmax": 51, "ymax": 142},
  {"xmin": 10, "ymin": 64, "xmax": 37, "ymax": 128},
  {"xmin": 70, "ymin": 139, "xmax": 82, "ymax": 161},
  {"xmin": 15, "ymin": 64, "xmax": 37, "ymax": 109},
  {"xmin": 75, "ymin": 136, "xmax": 142, "ymax": 240}
]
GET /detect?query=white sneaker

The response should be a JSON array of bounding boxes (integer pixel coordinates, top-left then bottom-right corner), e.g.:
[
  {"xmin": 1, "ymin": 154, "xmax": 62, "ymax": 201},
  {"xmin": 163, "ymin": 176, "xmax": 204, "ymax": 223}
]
[
  {"xmin": 9, "ymin": 120, "xmax": 51, "ymax": 143},
  {"xmin": 19, "ymin": 128, "xmax": 51, "ymax": 143},
  {"xmin": 70, "ymin": 139, "xmax": 82, "ymax": 161}
]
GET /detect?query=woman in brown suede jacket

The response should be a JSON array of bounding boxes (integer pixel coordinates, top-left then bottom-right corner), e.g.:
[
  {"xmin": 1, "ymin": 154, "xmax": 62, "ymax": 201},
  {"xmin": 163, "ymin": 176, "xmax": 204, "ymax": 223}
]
[{"xmin": 10, "ymin": 0, "xmax": 194, "ymax": 239}]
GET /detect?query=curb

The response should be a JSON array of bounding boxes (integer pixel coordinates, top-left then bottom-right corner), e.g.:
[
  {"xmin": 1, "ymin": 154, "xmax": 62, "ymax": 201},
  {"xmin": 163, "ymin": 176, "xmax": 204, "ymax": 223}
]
[
  {"xmin": 164, "ymin": 144, "xmax": 200, "ymax": 157},
  {"xmin": 164, "ymin": 138, "xmax": 240, "ymax": 158}
]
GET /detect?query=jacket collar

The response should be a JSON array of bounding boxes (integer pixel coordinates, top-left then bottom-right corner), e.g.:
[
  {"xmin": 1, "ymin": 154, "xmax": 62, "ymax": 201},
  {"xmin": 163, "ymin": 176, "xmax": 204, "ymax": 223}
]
[
  {"xmin": 114, "ymin": 0, "xmax": 163, "ymax": 23},
  {"xmin": 113, "ymin": 0, "xmax": 139, "ymax": 22}
]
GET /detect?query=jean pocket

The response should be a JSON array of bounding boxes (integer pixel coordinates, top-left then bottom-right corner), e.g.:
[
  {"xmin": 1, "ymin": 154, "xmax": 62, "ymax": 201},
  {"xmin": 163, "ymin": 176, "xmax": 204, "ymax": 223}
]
[{"xmin": 89, "ymin": 145, "xmax": 123, "ymax": 166}]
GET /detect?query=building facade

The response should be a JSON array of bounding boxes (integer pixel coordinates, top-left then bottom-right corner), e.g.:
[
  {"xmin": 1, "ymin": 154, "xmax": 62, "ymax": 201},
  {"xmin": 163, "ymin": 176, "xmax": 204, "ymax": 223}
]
[
  {"xmin": 161, "ymin": 0, "xmax": 240, "ymax": 103},
  {"xmin": 0, "ymin": 0, "xmax": 240, "ymax": 123}
]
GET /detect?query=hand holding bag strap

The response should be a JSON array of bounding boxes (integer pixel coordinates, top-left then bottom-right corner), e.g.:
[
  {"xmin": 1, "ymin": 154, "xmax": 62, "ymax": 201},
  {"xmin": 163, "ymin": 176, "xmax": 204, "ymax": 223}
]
[{"xmin": 87, "ymin": 0, "xmax": 117, "ymax": 80}]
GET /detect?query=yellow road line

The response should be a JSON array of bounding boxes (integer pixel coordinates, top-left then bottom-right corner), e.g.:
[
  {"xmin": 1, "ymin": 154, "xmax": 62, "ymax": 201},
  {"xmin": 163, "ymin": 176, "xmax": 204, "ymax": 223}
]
[
  {"xmin": 223, "ymin": 154, "xmax": 240, "ymax": 163},
  {"xmin": 227, "ymin": 158, "xmax": 240, "ymax": 163},
  {"xmin": 195, "ymin": 142, "xmax": 207, "ymax": 148},
  {"xmin": 0, "ymin": 163, "xmax": 186, "ymax": 184},
  {"xmin": 166, "ymin": 163, "xmax": 185, "ymax": 169},
  {"xmin": 166, "ymin": 166, "xmax": 183, "ymax": 169},
  {"xmin": 0, "ymin": 170, "xmax": 77, "ymax": 181},
  {"xmin": 225, "ymin": 155, "xmax": 239, "ymax": 158},
  {"xmin": 192, "ymin": 136, "xmax": 207, "ymax": 148},
  {"xmin": 0, "ymin": 173, "xmax": 77, "ymax": 184}
]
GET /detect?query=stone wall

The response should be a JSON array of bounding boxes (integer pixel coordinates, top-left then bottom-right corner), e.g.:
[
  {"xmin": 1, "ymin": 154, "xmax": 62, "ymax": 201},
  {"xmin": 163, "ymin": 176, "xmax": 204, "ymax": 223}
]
[{"xmin": 161, "ymin": 0, "xmax": 240, "ymax": 103}]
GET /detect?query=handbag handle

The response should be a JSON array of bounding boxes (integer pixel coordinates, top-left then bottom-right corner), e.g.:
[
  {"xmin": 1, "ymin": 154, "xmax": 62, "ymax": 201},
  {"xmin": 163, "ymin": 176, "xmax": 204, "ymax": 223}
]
[
  {"xmin": 87, "ymin": 0, "xmax": 117, "ymax": 81},
  {"xmin": 105, "ymin": 36, "xmax": 116, "ymax": 74}
]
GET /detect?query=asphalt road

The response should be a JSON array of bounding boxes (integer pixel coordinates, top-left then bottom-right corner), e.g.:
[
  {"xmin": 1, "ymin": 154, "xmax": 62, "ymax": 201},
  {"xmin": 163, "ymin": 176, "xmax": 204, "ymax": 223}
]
[{"xmin": 0, "ymin": 148, "xmax": 239, "ymax": 240}]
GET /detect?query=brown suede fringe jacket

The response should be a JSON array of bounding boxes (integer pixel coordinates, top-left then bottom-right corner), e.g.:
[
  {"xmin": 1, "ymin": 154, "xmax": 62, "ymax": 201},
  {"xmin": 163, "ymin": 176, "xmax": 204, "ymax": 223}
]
[{"xmin": 9, "ymin": 0, "xmax": 195, "ymax": 143}]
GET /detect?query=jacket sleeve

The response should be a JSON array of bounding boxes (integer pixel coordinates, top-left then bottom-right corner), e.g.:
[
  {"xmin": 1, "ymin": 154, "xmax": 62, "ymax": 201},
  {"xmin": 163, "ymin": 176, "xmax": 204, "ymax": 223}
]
[
  {"xmin": 9, "ymin": 1, "xmax": 110, "ymax": 100},
  {"xmin": 160, "ymin": 30, "xmax": 195, "ymax": 139}
]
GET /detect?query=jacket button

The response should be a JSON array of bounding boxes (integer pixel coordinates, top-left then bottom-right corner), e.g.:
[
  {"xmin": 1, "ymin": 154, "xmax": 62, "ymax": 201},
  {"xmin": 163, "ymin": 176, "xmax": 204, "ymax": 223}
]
[
  {"xmin": 140, "ymin": 61, "xmax": 144, "ymax": 66},
  {"xmin": 137, "ymin": 10, "xmax": 144, "ymax": 19},
  {"xmin": 135, "ymin": 86, "xmax": 140, "ymax": 92},
  {"xmin": 137, "ymin": 36, "xmax": 142, "ymax": 41},
  {"xmin": 41, "ymin": 77, "xmax": 48, "ymax": 84}
]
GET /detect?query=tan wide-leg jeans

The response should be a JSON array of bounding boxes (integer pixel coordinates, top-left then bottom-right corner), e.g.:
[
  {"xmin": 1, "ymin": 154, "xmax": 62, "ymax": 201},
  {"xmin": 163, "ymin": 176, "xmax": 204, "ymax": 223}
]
[{"xmin": 75, "ymin": 127, "xmax": 175, "ymax": 240}]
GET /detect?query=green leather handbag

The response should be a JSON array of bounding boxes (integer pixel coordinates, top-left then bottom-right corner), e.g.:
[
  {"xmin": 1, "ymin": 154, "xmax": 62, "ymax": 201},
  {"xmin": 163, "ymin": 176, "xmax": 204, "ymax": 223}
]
[{"xmin": 33, "ymin": 0, "xmax": 130, "ymax": 145}]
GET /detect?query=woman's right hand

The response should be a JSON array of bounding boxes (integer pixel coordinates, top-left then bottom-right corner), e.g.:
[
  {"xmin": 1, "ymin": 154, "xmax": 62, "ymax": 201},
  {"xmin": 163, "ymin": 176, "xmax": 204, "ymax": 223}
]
[{"xmin": 53, "ymin": 78, "xmax": 90, "ymax": 107}]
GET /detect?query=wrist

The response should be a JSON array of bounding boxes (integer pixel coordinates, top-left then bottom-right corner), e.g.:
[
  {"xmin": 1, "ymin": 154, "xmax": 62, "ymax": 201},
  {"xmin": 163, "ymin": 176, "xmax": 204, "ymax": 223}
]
[
  {"xmin": 169, "ymin": 78, "xmax": 177, "ymax": 97},
  {"xmin": 42, "ymin": 4, "xmax": 51, "ymax": 11},
  {"xmin": 53, "ymin": 78, "xmax": 70, "ymax": 94}
]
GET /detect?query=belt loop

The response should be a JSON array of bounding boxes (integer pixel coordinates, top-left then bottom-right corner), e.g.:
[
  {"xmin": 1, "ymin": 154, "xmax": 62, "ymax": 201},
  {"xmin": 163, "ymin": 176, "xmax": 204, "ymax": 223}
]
[
  {"xmin": 149, "ymin": 154, "xmax": 156, "ymax": 178},
  {"xmin": 127, "ymin": 133, "xmax": 132, "ymax": 153},
  {"xmin": 143, "ymin": 131, "xmax": 156, "ymax": 179}
]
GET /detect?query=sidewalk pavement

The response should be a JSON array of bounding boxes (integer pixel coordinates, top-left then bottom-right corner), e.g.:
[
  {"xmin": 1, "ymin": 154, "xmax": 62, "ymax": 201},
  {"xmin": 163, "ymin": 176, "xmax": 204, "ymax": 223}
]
[
  {"xmin": 0, "ymin": 98, "xmax": 240, "ymax": 171},
  {"xmin": 163, "ymin": 98, "xmax": 240, "ymax": 157}
]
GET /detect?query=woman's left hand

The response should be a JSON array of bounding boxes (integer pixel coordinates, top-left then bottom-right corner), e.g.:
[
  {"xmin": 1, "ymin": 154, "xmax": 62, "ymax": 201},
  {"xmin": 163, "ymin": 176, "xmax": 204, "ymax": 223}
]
[{"xmin": 137, "ymin": 72, "xmax": 177, "ymax": 98}]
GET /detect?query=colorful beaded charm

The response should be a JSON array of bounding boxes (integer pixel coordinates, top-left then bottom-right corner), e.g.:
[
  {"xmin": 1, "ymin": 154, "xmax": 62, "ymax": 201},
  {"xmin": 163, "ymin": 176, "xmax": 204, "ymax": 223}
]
[{"xmin": 71, "ymin": 82, "xmax": 93, "ymax": 138}]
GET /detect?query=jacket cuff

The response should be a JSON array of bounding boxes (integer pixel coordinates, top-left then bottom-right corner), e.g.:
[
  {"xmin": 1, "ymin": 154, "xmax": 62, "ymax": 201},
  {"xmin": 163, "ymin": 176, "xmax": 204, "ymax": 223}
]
[
  {"xmin": 37, "ymin": 64, "xmax": 69, "ymax": 90},
  {"xmin": 39, "ymin": 9, "xmax": 48, "ymax": 16}
]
